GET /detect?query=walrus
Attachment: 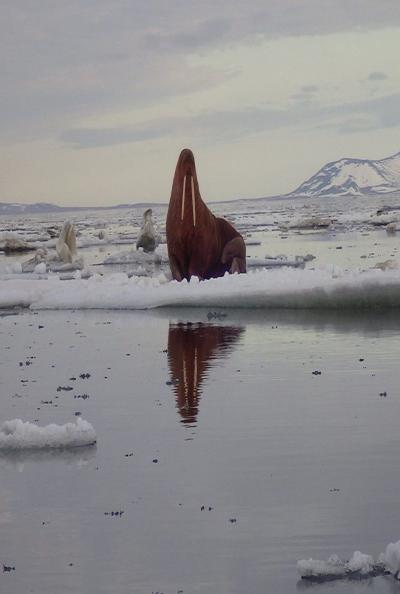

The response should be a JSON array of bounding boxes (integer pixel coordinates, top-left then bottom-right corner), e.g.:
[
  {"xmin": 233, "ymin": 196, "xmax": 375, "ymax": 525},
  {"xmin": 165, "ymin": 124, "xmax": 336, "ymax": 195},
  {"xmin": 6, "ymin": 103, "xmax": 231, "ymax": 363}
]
[{"xmin": 166, "ymin": 149, "xmax": 246, "ymax": 281}]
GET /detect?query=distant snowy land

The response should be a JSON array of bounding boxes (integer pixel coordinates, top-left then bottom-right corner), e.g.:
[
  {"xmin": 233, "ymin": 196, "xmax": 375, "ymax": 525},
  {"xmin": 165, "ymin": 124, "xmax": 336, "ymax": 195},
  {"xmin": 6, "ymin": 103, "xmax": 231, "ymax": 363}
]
[
  {"xmin": 1, "ymin": 151, "xmax": 400, "ymax": 214},
  {"xmin": 0, "ymin": 201, "xmax": 164, "ymax": 215},
  {"xmin": 290, "ymin": 151, "xmax": 400, "ymax": 198}
]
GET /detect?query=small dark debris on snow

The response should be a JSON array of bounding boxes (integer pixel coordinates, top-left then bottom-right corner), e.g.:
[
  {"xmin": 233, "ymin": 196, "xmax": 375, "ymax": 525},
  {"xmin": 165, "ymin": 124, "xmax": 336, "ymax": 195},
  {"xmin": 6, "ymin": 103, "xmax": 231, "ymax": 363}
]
[
  {"xmin": 207, "ymin": 311, "xmax": 227, "ymax": 320},
  {"xmin": 3, "ymin": 565, "xmax": 15, "ymax": 572}
]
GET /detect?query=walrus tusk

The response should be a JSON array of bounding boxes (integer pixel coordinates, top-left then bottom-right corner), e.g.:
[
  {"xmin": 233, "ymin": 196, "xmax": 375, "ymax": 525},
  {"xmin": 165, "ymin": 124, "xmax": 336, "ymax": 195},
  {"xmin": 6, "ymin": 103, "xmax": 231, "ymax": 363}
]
[
  {"xmin": 181, "ymin": 175, "xmax": 186, "ymax": 221},
  {"xmin": 193, "ymin": 346, "xmax": 198, "ymax": 393},
  {"xmin": 191, "ymin": 176, "xmax": 196, "ymax": 227},
  {"xmin": 182, "ymin": 355, "xmax": 188, "ymax": 400}
]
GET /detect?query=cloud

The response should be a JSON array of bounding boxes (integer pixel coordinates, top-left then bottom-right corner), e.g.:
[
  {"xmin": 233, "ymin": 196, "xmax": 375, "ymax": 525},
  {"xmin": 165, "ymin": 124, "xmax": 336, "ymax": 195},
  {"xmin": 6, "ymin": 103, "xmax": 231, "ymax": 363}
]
[
  {"xmin": 60, "ymin": 92, "xmax": 400, "ymax": 149},
  {"xmin": 60, "ymin": 122, "xmax": 175, "ymax": 148},
  {"xmin": 1, "ymin": 0, "xmax": 400, "ymax": 143},
  {"xmin": 367, "ymin": 71, "xmax": 388, "ymax": 81},
  {"xmin": 143, "ymin": 18, "xmax": 232, "ymax": 51},
  {"xmin": 301, "ymin": 85, "xmax": 319, "ymax": 94}
]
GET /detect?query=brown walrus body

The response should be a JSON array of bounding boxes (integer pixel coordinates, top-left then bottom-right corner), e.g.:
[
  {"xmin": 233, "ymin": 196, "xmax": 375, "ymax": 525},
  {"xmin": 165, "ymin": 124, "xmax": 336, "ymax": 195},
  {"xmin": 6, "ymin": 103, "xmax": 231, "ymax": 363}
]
[{"xmin": 166, "ymin": 149, "xmax": 246, "ymax": 281}]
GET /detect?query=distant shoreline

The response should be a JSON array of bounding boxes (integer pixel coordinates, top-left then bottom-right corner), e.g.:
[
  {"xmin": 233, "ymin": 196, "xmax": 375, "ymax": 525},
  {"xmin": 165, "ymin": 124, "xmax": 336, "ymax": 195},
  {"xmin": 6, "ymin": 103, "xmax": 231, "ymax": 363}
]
[{"xmin": 1, "ymin": 190, "xmax": 399, "ymax": 216}]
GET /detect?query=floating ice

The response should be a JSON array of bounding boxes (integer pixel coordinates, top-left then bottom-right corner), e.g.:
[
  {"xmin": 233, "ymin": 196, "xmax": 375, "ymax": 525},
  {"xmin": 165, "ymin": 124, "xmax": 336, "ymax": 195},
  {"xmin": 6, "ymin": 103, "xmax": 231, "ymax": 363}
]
[
  {"xmin": 298, "ymin": 542, "xmax": 400, "ymax": 582},
  {"xmin": 347, "ymin": 551, "xmax": 375, "ymax": 574},
  {"xmin": 297, "ymin": 554, "xmax": 348, "ymax": 579},
  {"xmin": 246, "ymin": 257, "xmax": 304, "ymax": 268},
  {"xmin": 286, "ymin": 216, "xmax": 332, "ymax": 230},
  {"xmin": 103, "ymin": 245, "xmax": 168, "ymax": 265},
  {"xmin": 0, "ymin": 232, "xmax": 35, "ymax": 252},
  {"xmin": 380, "ymin": 540, "xmax": 400, "ymax": 578},
  {"xmin": 0, "ymin": 418, "xmax": 97, "ymax": 449},
  {"xmin": 370, "ymin": 213, "xmax": 400, "ymax": 226}
]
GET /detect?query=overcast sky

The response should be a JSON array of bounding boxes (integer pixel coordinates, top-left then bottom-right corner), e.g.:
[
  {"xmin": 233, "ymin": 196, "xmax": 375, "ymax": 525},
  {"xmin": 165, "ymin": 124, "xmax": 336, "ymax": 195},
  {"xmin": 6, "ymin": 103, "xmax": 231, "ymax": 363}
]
[{"xmin": 1, "ymin": 1, "xmax": 400, "ymax": 206}]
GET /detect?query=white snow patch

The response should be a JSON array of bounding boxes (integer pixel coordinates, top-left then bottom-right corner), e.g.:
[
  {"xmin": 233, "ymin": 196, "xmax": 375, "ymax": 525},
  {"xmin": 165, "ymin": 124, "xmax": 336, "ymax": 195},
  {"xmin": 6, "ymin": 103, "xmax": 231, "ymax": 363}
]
[{"xmin": 0, "ymin": 418, "xmax": 96, "ymax": 449}]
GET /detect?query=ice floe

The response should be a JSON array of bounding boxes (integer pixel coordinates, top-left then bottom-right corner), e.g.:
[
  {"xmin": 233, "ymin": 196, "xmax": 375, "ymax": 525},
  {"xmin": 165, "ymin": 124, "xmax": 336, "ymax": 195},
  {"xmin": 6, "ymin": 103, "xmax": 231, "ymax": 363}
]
[
  {"xmin": 285, "ymin": 216, "xmax": 332, "ymax": 230},
  {"xmin": 246, "ymin": 256, "xmax": 305, "ymax": 268},
  {"xmin": 0, "ymin": 265, "xmax": 399, "ymax": 310},
  {"xmin": 298, "ymin": 540, "xmax": 400, "ymax": 582},
  {"xmin": 103, "ymin": 245, "xmax": 168, "ymax": 265},
  {"xmin": 0, "ymin": 418, "xmax": 96, "ymax": 449},
  {"xmin": 0, "ymin": 232, "xmax": 36, "ymax": 252}
]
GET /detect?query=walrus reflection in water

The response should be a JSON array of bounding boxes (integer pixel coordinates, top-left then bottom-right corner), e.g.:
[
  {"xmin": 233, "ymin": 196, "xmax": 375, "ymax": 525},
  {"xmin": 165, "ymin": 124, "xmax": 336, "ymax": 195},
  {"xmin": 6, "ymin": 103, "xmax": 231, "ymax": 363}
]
[
  {"xmin": 166, "ymin": 149, "xmax": 246, "ymax": 280},
  {"xmin": 167, "ymin": 323, "xmax": 244, "ymax": 425}
]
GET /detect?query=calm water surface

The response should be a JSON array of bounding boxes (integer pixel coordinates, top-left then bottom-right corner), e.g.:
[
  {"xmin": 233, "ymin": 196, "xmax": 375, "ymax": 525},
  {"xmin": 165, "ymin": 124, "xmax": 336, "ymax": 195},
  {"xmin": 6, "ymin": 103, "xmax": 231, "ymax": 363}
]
[{"xmin": 1, "ymin": 308, "xmax": 400, "ymax": 593}]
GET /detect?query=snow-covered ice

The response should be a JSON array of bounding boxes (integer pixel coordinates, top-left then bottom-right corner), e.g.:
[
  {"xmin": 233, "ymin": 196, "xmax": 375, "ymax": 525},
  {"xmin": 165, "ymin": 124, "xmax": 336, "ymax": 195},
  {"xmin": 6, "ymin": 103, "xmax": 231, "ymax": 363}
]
[
  {"xmin": 0, "ymin": 418, "xmax": 96, "ymax": 449},
  {"xmin": 0, "ymin": 266, "xmax": 399, "ymax": 310}
]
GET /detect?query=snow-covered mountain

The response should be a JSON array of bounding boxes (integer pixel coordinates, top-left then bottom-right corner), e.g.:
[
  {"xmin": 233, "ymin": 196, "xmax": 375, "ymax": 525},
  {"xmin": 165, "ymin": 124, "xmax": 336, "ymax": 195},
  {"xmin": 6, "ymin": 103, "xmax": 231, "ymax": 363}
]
[{"xmin": 290, "ymin": 151, "xmax": 400, "ymax": 197}]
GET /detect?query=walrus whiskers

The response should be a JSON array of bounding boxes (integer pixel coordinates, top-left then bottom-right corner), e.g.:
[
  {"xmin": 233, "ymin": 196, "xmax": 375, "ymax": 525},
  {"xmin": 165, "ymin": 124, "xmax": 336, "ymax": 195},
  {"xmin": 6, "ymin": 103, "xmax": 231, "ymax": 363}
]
[
  {"xmin": 181, "ymin": 175, "xmax": 186, "ymax": 221},
  {"xmin": 191, "ymin": 176, "xmax": 196, "ymax": 227}
]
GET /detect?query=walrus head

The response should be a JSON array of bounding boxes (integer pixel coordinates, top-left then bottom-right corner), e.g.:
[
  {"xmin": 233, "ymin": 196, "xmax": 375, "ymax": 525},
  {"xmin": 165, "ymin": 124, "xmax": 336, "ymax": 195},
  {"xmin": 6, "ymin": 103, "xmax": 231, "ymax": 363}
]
[{"xmin": 169, "ymin": 148, "xmax": 205, "ymax": 227}]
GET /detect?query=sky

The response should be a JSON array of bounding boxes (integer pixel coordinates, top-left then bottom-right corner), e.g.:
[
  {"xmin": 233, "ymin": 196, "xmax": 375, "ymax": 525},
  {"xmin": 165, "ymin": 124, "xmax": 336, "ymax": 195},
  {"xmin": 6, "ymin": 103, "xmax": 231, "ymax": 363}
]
[{"xmin": 1, "ymin": 1, "xmax": 400, "ymax": 207}]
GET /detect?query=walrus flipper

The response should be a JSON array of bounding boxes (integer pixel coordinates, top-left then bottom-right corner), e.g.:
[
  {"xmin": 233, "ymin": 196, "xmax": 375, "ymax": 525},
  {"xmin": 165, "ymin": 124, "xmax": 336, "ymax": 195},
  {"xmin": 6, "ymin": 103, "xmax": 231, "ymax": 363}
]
[
  {"xmin": 221, "ymin": 236, "xmax": 246, "ymax": 274},
  {"xmin": 168, "ymin": 252, "xmax": 184, "ymax": 282}
]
